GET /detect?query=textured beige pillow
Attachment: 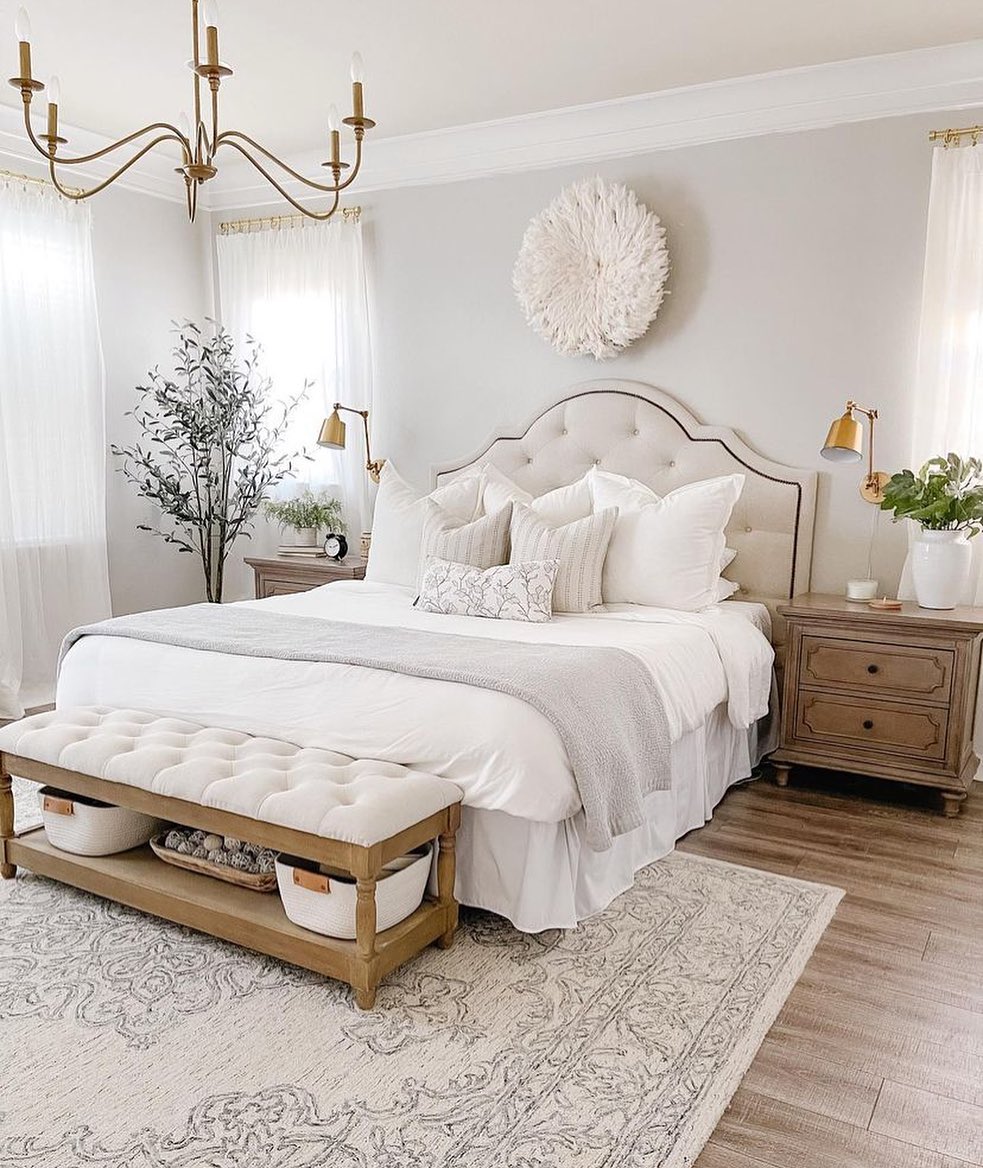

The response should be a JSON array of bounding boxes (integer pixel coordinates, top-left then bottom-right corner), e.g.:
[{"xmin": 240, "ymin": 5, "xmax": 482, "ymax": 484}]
[
  {"xmin": 509, "ymin": 503, "xmax": 617, "ymax": 613},
  {"xmin": 418, "ymin": 500, "xmax": 513, "ymax": 590}
]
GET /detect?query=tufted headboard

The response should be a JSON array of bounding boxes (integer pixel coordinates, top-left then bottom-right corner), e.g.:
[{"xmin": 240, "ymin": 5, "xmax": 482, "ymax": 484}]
[{"xmin": 433, "ymin": 380, "xmax": 816, "ymax": 635}]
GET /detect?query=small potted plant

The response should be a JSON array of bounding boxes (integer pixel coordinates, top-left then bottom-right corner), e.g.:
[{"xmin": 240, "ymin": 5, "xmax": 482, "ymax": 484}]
[
  {"xmin": 263, "ymin": 489, "xmax": 346, "ymax": 548},
  {"xmin": 880, "ymin": 454, "xmax": 983, "ymax": 609}
]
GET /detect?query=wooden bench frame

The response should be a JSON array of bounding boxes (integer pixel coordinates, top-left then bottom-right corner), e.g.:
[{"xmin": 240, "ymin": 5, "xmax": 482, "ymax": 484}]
[{"xmin": 0, "ymin": 753, "xmax": 461, "ymax": 1010}]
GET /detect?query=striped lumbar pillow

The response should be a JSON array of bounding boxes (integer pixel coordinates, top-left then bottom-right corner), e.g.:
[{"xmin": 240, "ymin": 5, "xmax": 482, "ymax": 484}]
[
  {"xmin": 509, "ymin": 503, "xmax": 617, "ymax": 613},
  {"xmin": 417, "ymin": 500, "xmax": 513, "ymax": 591}
]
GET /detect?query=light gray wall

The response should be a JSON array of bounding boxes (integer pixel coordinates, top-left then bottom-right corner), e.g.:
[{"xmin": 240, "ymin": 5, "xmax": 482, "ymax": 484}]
[
  {"xmin": 350, "ymin": 110, "xmax": 962, "ymax": 597},
  {"xmin": 89, "ymin": 187, "xmax": 212, "ymax": 613}
]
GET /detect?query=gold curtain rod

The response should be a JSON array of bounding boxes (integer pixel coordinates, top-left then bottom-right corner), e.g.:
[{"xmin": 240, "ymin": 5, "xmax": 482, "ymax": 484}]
[
  {"xmin": 0, "ymin": 166, "xmax": 83, "ymax": 195},
  {"xmin": 218, "ymin": 206, "xmax": 362, "ymax": 235},
  {"xmin": 928, "ymin": 124, "xmax": 983, "ymax": 146}
]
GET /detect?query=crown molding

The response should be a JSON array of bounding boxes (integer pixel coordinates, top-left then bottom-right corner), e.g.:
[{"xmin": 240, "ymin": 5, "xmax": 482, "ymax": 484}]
[
  {"xmin": 3, "ymin": 38, "xmax": 983, "ymax": 211},
  {"xmin": 210, "ymin": 39, "xmax": 983, "ymax": 210}
]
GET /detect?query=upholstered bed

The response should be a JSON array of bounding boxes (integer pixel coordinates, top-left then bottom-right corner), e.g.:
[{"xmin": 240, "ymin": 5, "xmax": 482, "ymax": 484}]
[{"xmin": 57, "ymin": 380, "xmax": 816, "ymax": 932}]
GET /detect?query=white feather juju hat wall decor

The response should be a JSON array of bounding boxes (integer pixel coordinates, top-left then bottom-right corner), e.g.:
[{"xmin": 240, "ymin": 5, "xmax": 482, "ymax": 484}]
[{"xmin": 512, "ymin": 176, "xmax": 670, "ymax": 360}]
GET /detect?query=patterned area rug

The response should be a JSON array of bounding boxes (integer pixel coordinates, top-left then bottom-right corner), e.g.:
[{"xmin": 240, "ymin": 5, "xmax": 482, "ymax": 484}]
[{"xmin": 1, "ymin": 782, "xmax": 841, "ymax": 1168}]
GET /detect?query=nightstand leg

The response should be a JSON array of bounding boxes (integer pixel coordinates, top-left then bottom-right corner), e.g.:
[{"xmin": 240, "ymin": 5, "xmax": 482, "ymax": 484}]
[
  {"xmin": 772, "ymin": 761, "xmax": 792, "ymax": 788},
  {"xmin": 940, "ymin": 791, "xmax": 964, "ymax": 818}
]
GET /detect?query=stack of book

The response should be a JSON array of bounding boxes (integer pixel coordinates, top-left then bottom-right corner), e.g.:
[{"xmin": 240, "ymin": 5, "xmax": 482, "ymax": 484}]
[{"xmin": 278, "ymin": 544, "xmax": 326, "ymax": 558}]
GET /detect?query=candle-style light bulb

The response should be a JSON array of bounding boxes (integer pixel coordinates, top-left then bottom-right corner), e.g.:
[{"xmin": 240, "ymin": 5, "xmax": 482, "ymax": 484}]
[
  {"xmin": 350, "ymin": 52, "xmax": 364, "ymax": 84},
  {"xmin": 179, "ymin": 111, "xmax": 192, "ymax": 139},
  {"xmin": 328, "ymin": 104, "xmax": 340, "ymax": 134},
  {"xmin": 14, "ymin": 7, "xmax": 31, "ymax": 43},
  {"xmin": 202, "ymin": 0, "xmax": 219, "ymax": 29},
  {"xmin": 47, "ymin": 74, "xmax": 60, "ymax": 106}
]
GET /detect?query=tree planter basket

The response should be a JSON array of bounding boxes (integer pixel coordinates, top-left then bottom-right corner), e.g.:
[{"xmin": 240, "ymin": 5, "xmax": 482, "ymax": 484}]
[
  {"xmin": 39, "ymin": 786, "xmax": 165, "ymax": 856},
  {"xmin": 276, "ymin": 845, "xmax": 432, "ymax": 939}
]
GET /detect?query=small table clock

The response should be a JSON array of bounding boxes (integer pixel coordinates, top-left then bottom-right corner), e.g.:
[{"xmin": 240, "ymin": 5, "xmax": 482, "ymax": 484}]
[{"xmin": 323, "ymin": 533, "xmax": 348, "ymax": 562}]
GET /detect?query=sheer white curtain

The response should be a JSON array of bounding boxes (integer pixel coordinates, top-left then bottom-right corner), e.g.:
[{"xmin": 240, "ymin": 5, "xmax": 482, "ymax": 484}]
[
  {"xmin": 903, "ymin": 145, "xmax": 983, "ymax": 603},
  {"xmin": 216, "ymin": 217, "xmax": 373, "ymax": 537},
  {"xmin": 0, "ymin": 179, "xmax": 112, "ymax": 718}
]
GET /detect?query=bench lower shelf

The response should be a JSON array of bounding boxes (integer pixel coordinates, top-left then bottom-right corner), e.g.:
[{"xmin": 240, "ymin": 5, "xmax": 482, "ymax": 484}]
[{"xmin": 7, "ymin": 828, "xmax": 455, "ymax": 995}]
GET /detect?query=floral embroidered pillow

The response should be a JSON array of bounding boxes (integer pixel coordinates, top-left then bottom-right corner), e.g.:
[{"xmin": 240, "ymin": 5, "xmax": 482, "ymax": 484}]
[{"xmin": 416, "ymin": 557, "xmax": 559, "ymax": 623}]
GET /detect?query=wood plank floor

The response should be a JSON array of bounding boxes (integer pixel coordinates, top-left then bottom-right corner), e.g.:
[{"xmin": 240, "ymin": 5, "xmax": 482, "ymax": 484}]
[{"xmin": 684, "ymin": 767, "xmax": 983, "ymax": 1168}]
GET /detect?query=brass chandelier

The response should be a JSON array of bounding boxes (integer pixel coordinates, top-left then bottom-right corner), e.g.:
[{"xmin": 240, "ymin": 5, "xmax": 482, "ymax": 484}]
[{"xmin": 8, "ymin": 1, "xmax": 374, "ymax": 222}]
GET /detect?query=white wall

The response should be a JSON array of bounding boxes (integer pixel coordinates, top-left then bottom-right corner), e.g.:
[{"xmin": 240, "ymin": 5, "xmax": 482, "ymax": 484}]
[
  {"xmin": 12, "ymin": 103, "xmax": 963, "ymax": 614},
  {"xmin": 352, "ymin": 109, "xmax": 963, "ymax": 597},
  {"xmin": 90, "ymin": 187, "xmax": 212, "ymax": 613}
]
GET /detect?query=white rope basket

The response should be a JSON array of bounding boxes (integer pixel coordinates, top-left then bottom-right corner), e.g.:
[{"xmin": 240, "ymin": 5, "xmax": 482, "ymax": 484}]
[
  {"xmin": 39, "ymin": 787, "xmax": 166, "ymax": 856},
  {"xmin": 276, "ymin": 844, "xmax": 432, "ymax": 940}
]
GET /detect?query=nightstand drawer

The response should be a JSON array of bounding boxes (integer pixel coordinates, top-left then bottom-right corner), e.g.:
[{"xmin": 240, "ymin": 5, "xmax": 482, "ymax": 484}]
[
  {"xmin": 794, "ymin": 692, "xmax": 948, "ymax": 761},
  {"xmin": 799, "ymin": 635, "xmax": 953, "ymax": 703}
]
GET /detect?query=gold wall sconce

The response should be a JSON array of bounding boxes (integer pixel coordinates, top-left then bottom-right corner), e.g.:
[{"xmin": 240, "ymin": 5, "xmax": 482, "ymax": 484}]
[
  {"xmin": 317, "ymin": 404, "xmax": 384, "ymax": 483},
  {"xmin": 820, "ymin": 400, "xmax": 890, "ymax": 504}
]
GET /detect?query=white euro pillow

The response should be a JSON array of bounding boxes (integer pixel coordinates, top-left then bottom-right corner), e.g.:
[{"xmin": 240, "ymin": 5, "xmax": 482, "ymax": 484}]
[
  {"xmin": 588, "ymin": 469, "xmax": 745, "ymax": 610},
  {"xmin": 366, "ymin": 462, "xmax": 484, "ymax": 588}
]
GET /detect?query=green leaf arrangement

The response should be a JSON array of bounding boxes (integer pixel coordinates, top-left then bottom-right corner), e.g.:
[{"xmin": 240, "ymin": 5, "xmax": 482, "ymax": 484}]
[
  {"xmin": 263, "ymin": 490, "xmax": 346, "ymax": 534},
  {"xmin": 111, "ymin": 320, "xmax": 309, "ymax": 603},
  {"xmin": 880, "ymin": 453, "xmax": 983, "ymax": 538}
]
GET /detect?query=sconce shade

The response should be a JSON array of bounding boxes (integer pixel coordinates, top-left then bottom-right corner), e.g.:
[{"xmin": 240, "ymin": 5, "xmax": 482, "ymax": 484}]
[
  {"xmin": 317, "ymin": 409, "xmax": 346, "ymax": 450},
  {"xmin": 821, "ymin": 412, "xmax": 863, "ymax": 463}
]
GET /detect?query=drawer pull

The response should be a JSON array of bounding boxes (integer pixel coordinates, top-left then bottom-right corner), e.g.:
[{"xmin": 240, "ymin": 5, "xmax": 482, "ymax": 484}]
[
  {"xmin": 867, "ymin": 664, "xmax": 879, "ymax": 674},
  {"xmin": 862, "ymin": 719, "xmax": 874, "ymax": 730}
]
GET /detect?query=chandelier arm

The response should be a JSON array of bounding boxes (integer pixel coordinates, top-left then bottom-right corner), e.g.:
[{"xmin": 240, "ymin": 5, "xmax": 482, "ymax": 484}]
[
  {"xmin": 22, "ymin": 101, "xmax": 191, "ymax": 167},
  {"xmin": 218, "ymin": 138, "xmax": 342, "ymax": 219},
  {"xmin": 47, "ymin": 134, "xmax": 187, "ymax": 201},
  {"xmin": 215, "ymin": 130, "xmax": 343, "ymax": 193}
]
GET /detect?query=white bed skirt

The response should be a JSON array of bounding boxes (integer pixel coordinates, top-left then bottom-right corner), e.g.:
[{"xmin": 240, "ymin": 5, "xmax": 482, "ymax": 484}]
[{"xmin": 451, "ymin": 701, "xmax": 777, "ymax": 933}]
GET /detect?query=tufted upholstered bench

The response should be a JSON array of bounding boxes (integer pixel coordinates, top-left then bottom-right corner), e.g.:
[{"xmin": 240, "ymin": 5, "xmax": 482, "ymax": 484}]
[{"xmin": 0, "ymin": 707, "xmax": 463, "ymax": 1009}]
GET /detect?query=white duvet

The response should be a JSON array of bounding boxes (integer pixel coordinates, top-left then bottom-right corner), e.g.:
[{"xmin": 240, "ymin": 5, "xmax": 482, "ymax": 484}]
[{"xmin": 57, "ymin": 581, "xmax": 774, "ymax": 824}]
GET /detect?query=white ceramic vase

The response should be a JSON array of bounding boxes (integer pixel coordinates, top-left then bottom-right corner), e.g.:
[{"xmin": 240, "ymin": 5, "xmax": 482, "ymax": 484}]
[
  {"xmin": 288, "ymin": 526, "xmax": 319, "ymax": 547},
  {"xmin": 911, "ymin": 529, "xmax": 972, "ymax": 610}
]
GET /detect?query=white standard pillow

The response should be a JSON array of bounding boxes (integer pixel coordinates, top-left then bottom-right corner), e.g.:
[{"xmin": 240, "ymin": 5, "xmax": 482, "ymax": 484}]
[
  {"xmin": 510, "ymin": 503, "xmax": 617, "ymax": 613},
  {"xmin": 717, "ymin": 546, "xmax": 740, "ymax": 601},
  {"xmin": 417, "ymin": 500, "xmax": 512, "ymax": 590},
  {"xmin": 366, "ymin": 463, "xmax": 484, "ymax": 588},
  {"xmin": 468, "ymin": 463, "xmax": 594, "ymax": 526},
  {"xmin": 589, "ymin": 469, "xmax": 745, "ymax": 610},
  {"xmin": 416, "ymin": 557, "xmax": 559, "ymax": 623}
]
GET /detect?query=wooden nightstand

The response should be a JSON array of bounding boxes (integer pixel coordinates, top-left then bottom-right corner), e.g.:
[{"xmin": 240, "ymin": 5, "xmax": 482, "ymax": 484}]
[
  {"xmin": 771, "ymin": 593, "xmax": 983, "ymax": 816},
  {"xmin": 245, "ymin": 555, "xmax": 367, "ymax": 599}
]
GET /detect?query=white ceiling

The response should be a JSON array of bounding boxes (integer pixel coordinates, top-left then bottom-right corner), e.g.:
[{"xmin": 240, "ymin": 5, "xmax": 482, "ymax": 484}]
[{"xmin": 2, "ymin": 0, "xmax": 982, "ymax": 155}]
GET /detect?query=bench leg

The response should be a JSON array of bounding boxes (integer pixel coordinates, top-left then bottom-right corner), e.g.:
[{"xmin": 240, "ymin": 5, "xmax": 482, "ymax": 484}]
[
  {"xmin": 436, "ymin": 826, "xmax": 458, "ymax": 950},
  {"xmin": 0, "ymin": 761, "xmax": 15, "ymax": 880},
  {"xmin": 354, "ymin": 875, "xmax": 378, "ymax": 1010}
]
